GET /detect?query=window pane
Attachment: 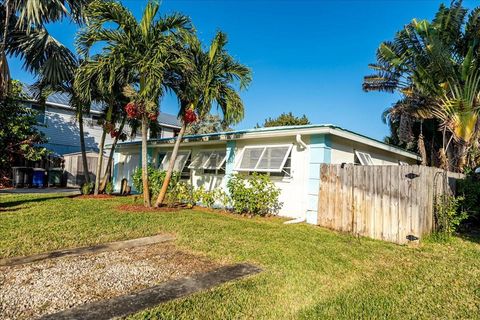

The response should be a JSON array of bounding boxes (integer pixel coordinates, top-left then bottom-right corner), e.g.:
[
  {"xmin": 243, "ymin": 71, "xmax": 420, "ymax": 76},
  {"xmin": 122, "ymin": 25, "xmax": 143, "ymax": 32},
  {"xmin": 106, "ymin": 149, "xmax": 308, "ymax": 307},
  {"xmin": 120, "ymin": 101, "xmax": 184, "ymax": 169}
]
[
  {"xmin": 188, "ymin": 151, "xmax": 210, "ymax": 169},
  {"xmin": 238, "ymin": 147, "xmax": 264, "ymax": 170},
  {"xmin": 203, "ymin": 151, "xmax": 226, "ymax": 169},
  {"xmin": 256, "ymin": 146, "xmax": 290, "ymax": 171},
  {"xmin": 161, "ymin": 151, "xmax": 190, "ymax": 171}
]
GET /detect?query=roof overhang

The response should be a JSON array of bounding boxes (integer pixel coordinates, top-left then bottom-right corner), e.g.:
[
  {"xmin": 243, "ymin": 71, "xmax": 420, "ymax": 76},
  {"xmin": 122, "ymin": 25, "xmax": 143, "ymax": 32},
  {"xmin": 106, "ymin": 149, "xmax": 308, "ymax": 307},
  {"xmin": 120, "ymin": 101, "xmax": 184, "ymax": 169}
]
[{"xmin": 115, "ymin": 124, "xmax": 421, "ymax": 161}]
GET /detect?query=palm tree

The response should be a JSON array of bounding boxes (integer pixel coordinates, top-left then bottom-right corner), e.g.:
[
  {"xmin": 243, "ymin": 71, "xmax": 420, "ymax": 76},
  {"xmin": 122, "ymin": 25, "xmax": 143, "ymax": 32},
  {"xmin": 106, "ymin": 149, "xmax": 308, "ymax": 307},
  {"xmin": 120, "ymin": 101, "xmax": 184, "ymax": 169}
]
[
  {"xmin": 75, "ymin": 57, "xmax": 130, "ymax": 195},
  {"xmin": 433, "ymin": 72, "xmax": 480, "ymax": 171},
  {"xmin": 76, "ymin": 0, "xmax": 192, "ymax": 206},
  {"xmin": 155, "ymin": 31, "xmax": 251, "ymax": 207},
  {"xmin": 0, "ymin": 0, "xmax": 93, "ymax": 98},
  {"xmin": 363, "ymin": 1, "xmax": 480, "ymax": 171}
]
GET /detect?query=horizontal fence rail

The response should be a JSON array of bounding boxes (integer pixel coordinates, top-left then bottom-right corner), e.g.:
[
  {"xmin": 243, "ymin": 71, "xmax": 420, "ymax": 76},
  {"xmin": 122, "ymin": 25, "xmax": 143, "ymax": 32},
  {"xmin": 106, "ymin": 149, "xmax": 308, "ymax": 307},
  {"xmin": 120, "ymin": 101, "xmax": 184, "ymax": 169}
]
[{"xmin": 317, "ymin": 164, "xmax": 464, "ymax": 244}]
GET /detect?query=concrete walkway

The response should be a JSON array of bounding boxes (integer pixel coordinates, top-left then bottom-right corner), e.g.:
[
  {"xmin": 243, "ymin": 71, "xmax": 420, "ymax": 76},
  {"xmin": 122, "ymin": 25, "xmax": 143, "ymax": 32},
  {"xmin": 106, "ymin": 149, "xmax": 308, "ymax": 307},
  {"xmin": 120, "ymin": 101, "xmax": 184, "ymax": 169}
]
[{"xmin": 0, "ymin": 188, "xmax": 80, "ymax": 195}]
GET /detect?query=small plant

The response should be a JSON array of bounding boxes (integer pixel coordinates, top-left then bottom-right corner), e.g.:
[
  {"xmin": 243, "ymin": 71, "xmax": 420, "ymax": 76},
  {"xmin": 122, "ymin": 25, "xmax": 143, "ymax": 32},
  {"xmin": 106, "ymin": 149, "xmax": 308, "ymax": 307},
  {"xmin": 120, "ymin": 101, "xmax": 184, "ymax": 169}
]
[
  {"xmin": 81, "ymin": 182, "xmax": 94, "ymax": 195},
  {"xmin": 168, "ymin": 181, "xmax": 195, "ymax": 207},
  {"xmin": 434, "ymin": 195, "xmax": 468, "ymax": 240},
  {"xmin": 227, "ymin": 173, "xmax": 282, "ymax": 216},
  {"xmin": 193, "ymin": 187, "xmax": 228, "ymax": 208},
  {"xmin": 105, "ymin": 181, "xmax": 114, "ymax": 195}
]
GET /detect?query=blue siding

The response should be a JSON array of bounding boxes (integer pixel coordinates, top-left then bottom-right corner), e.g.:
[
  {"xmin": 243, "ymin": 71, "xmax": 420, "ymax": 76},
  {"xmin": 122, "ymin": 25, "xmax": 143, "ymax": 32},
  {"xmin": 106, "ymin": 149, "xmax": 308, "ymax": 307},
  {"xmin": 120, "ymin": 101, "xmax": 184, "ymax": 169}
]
[
  {"xmin": 222, "ymin": 140, "xmax": 236, "ymax": 192},
  {"xmin": 306, "ymin": 134, "xmax": 331, "ymax": 224}
]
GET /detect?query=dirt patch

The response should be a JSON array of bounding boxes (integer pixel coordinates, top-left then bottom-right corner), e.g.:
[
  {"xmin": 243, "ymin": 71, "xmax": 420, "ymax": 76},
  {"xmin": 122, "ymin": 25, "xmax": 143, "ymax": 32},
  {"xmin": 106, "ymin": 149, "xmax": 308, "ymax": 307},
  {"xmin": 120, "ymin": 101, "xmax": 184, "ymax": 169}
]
[
  {"xmin": 116, "ymin": 204, "xmax": 186, "ymax": 213},
  {"xmin": 71, "ymin": 194, "xmax": 116, "ymax": 200},
  {"xmin": 0, "ymin": 243, "xmax": 219, "ymax": 319}
]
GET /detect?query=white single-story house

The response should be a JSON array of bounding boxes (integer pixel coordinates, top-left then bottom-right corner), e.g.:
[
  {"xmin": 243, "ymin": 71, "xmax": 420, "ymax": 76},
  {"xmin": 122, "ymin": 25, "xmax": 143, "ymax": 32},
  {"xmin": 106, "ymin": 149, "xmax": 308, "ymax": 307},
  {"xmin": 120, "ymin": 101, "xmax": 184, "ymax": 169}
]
[{"xmin": 112, "ymin": 124, "xmax": 420, "ymax": 224}]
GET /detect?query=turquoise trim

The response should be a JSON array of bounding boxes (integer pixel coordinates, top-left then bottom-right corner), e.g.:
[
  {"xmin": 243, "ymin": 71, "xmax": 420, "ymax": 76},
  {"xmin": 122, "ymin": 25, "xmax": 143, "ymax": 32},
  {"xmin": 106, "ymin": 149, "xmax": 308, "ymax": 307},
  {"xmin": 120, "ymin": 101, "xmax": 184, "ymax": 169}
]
[
  {"xmin": 112, "ymin": 152, "xmax": 120, "ymax": 192},
  {"xmin": 306, "ymin": 134, "xmax": 331, "ymax": 224},
  {"xmin": 223, "ymin": 140, "xmax": 236, "ymax": 192},
  {"xmin": 139, "ymin": 145, "xmax": 142, "ymax": 167},
  {"xmin": 147, "ymin": 147, "xmax": 153, "ymax": 164}
]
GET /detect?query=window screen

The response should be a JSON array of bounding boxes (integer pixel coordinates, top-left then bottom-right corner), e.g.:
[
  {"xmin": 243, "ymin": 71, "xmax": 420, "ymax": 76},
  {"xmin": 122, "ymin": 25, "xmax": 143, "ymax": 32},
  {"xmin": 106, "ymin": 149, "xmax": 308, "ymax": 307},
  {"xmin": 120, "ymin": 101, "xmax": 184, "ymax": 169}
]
[
  {"xmin": 188, "ymin": 151, "xmax": 211, "ymax": 169},
  {"xmin": 354, "ymin": 150, "xmax": 374, "ymax": 165},
  {"xmin": 188, "ymin": 151, "xmax": 226, "ymax": 170},
  {"xmin": 203, "ymin": 151, "xmax": 227, "ymax": 169},
  {"xmin": 235, "ymin": 145, "xmax": 292, "ymax": 172},
  {"xmin": 160, "ymin": 151, "xmax": 191, "ymax": 171}
]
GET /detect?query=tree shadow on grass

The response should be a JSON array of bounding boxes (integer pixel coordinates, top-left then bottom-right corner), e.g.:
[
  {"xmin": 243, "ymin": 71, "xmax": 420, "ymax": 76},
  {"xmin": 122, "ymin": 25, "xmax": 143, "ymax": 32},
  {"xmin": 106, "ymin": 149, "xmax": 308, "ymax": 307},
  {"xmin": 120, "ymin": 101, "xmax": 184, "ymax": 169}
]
[
  {"xmin": 458, "ymin": 231, "xmax": 480, "ymax": 244},
  {"xmin": 0, "ymin": 195, "xmax": 68, "ymax": 209}
]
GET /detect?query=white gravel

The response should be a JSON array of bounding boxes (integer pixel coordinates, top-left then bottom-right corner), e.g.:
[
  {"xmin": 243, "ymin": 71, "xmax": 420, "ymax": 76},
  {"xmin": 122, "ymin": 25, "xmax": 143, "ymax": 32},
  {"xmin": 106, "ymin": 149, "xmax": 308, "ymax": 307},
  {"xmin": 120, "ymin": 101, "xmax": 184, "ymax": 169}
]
[{"xmin": 0, "ymin": 243, "xmax": 217, "ymax": 319}]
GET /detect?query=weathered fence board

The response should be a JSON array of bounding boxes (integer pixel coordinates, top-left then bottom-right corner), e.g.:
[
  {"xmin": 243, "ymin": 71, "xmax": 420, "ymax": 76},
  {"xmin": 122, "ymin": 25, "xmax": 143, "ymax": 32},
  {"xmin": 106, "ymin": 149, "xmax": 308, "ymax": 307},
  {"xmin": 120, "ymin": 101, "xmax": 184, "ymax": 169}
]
[{"xmin": 317, "ymin": 164, "xmax": 464, "ymax": 244}]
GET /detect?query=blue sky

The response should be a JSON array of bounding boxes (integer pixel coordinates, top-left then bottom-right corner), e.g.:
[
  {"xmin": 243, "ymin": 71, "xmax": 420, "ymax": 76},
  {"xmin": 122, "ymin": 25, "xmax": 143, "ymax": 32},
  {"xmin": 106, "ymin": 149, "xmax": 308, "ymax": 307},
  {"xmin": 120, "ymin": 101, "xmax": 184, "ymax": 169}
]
[{"xmin": 9, "ymin": 0, "xmax": 477, "ymax": 140}]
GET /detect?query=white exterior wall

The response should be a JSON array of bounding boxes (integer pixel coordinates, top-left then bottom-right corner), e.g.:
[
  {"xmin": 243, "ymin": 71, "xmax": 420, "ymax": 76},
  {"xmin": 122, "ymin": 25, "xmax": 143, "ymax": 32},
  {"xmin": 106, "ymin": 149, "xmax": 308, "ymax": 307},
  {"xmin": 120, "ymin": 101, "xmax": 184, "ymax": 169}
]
[
  {"xmin": 330, "ymin": 136, "xmax": 417, "ymax": 165},
  {"xmin": 232, "ymin": 136, "xmax": 310, "ymax": 219}
]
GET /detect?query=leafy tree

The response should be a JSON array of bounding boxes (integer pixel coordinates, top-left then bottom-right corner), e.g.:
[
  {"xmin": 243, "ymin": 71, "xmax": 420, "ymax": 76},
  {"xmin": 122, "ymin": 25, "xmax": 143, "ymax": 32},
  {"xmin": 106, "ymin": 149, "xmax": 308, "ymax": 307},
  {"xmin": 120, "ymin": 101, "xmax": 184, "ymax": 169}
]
[
  {"xmin": 77, "ymin": 0, "xmax": 192, "ymax": 206},
  {"xmin": 184, "ymin": 114, "xmax": 231, "ymax": 135},
  {"xmin": 0, "ymin": 0, "xmax": 93, "ymax": 98},
  {"xmin": 154, "ymin": 31, "xmax": 251, "ymax": 207},
  {"xmin": 364, "ymin": 1, "xmax": 480, "ymax": 172},
  {"xmin": 256, "ymin": 112, "xmax": 310, "ymax": 128},
  {"xmin": 0, "ymin": 80, "xmax": 48, "ymax": 185}
]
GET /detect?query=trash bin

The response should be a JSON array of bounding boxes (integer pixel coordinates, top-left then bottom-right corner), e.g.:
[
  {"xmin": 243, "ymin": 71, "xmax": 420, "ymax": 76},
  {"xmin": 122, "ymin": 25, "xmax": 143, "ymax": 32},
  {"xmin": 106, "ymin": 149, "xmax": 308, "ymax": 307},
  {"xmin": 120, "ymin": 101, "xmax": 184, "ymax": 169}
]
[
  {"xmin": 23, "ymin": 167, "xmax": 33, "ymax": 188},
  {"xmin": 32, "ymin": 168, "xmax": 46, "ymax": 188},
  {"xmin": 48, "ymin": 168, "xmax": 63, "ymax": 187},
  {"xmin": 12, "ymin": 167, "xmax": 25, "ymax": 188}
]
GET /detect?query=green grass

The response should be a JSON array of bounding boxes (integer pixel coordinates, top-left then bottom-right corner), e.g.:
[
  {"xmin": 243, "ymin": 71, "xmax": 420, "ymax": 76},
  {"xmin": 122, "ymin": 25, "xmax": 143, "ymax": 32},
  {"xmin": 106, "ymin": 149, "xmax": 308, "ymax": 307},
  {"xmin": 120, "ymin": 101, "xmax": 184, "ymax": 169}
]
[{"xmin": 1, "ymin": 193, "xmax": 479, "ymax": 319}]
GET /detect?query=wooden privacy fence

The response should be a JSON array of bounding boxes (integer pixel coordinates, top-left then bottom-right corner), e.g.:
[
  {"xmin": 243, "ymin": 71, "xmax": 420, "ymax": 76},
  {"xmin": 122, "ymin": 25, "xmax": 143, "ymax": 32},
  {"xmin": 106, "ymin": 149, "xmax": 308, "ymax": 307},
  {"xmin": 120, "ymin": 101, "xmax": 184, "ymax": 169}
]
[{"xmin": 317, "ymin": 164, "xmax": 464, "ymax": 244}]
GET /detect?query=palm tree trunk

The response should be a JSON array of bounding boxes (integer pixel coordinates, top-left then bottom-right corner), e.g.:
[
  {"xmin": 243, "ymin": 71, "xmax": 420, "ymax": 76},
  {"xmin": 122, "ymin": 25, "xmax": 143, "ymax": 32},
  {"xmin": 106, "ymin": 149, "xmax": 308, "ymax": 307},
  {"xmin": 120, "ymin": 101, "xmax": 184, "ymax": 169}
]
[
  {"xmin": 78, "ymin": 109, "xmax": 90, "ymax": 184},
  {"xmin": 0, "ymin": 0, "xmax": 12, "ymax": 98},
  {"xmin": 141, "ymin": 113, "xmax": 151, "ymax": 207},
  {"xmin": 155, "ymin": 121, "xmax": 186, "ymax": 207},
  {"xmin": 94, "ymin": 105, "xmax": 113, "ymax": 195},
  {"xmin": 99, "ymin": 114, "xmax": 126, "ymax": 192}
]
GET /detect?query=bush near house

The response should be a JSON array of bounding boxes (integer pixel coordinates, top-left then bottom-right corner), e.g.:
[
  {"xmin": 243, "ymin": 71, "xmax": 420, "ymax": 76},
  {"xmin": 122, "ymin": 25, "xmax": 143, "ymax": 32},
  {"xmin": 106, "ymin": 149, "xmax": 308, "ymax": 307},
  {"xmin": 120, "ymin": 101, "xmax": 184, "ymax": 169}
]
[
  {"xmin": 132, "ymin": 166, "xmax": 180, "ymax": 198},
  {"xmin": 227, "ymin": 173, "xmax": 283, "ymax": 216}
]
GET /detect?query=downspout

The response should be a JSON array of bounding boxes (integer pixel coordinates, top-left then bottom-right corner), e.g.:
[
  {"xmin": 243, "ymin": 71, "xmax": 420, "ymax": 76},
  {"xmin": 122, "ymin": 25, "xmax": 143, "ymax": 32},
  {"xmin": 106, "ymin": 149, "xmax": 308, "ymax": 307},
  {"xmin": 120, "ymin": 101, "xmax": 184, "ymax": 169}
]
[
  {"xmin": 283, "ymin": 134, "xmax": 308, "ymax": 225},
  {"xmin": 296, "ymin": 134, "xmax": 307, "ymax": 149}
]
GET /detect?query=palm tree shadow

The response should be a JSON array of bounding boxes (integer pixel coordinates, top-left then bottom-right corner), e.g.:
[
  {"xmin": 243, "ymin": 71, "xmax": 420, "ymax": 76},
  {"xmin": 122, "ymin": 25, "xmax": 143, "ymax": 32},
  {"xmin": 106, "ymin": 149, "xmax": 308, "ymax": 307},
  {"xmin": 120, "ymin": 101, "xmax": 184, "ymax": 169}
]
[{"xmin": 0, "ymin": 195, "xmax": 68, "ymax": 209}]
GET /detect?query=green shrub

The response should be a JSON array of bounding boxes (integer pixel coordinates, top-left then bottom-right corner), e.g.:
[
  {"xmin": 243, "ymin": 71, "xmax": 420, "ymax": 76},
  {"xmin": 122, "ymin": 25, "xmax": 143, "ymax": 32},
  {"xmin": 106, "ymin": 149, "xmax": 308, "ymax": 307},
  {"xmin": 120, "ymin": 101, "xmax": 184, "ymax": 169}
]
[
  {"xmin": 456, "ymin": 178, "xmax": 480, "ymax": 227},
  {"xmin": 168, "ymin": 181, "xmax": 195, "ymax": 206},
  {"xmin": 193, "ymin": 186, "xmax": 229, "ymax": 208},
  {"xmin": 105, "ymin": 181, "xmax": 114, "ymax": 195},
  {"xmin": 434, "ymin": 195, "xmax": 468, "ymax": 240},
  {"xmin": 81, "ymin": 182, "xmax": 94, "ymax": 195},
  {"xmin": 132, "ymin": 166, "xmax": 180, "ymax": 198},
  {"xmin": 227, "ymin": 173, "xmax": 282, "ymax": 216}
]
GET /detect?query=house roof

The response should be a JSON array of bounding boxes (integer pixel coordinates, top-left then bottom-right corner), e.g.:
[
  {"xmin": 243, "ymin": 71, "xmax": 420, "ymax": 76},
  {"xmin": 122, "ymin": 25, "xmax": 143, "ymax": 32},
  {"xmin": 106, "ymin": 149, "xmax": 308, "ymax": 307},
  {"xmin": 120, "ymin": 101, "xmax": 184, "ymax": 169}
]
[
  {"xmin": 21, "ymin": 84, "xmax": 181, "ymax": 128},
  {"xmin": 115, "ymin": 124, "xmax": 421, "ymax": 160}
]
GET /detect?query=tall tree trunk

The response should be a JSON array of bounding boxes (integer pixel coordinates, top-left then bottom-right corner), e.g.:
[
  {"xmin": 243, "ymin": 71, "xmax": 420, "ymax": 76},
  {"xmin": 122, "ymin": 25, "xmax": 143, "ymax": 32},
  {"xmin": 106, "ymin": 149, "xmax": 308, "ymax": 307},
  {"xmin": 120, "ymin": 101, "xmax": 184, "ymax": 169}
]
[
  {"xmin": 0, "ymin": 0, "xmax": 12, "ymax": 98},
  {"xmin": 141, "ymin": 113, "xmax": 151, "ymax": 207},
  {"xmin": 78, "ymin": 108, "xmax": 90, "ymax": 184},
  {"xmin": 99, "ymin": 114, "xmax": 126, "ymax": 192},
  {"xmin": 456, "ymin": 143, "xmax": 468, "ymax": 173},
  {"xmin": 155, "ymin": 121, "xmax": 186, "ymax": 207},
  {"xmin": 94, "ymin": 105, "xmax": 113, "ymax": 195}
]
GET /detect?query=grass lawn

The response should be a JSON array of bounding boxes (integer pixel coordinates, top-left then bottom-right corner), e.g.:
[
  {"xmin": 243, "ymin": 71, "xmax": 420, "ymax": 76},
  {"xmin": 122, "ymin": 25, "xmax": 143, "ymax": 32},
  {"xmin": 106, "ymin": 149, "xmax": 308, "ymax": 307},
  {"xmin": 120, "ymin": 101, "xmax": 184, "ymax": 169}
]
[{"xmin": 1, "ymin": 193, "xmax": 479, "ymax": 319}]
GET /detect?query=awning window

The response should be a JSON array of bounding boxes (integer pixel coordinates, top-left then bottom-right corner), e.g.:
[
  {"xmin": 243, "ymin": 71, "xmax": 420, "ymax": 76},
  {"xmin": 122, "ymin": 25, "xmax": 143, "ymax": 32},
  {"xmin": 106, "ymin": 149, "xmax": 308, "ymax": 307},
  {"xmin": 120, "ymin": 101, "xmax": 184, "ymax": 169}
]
[
  {"xmin": 354, "ymin": 150, "xmax": 374, "ymax": 165},
  {"xmin": 188, "ymin": 150, "xmax": 226, "ymax": 170},
  {"xmin": 235, "ymin": 145, "xmax": 292, "ymax": 172},
  {"xmin": 160, "ymin": 151, "xmax": 191, "ymax": 171}
]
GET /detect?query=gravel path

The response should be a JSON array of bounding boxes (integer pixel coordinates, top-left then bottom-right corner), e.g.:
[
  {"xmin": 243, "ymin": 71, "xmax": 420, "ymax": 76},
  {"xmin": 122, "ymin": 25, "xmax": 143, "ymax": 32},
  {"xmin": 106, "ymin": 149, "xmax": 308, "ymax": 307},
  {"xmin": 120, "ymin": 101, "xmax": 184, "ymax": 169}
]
[{"xmin": 0, "ymin": 243, "xmax": 218, "ymax": 319}]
